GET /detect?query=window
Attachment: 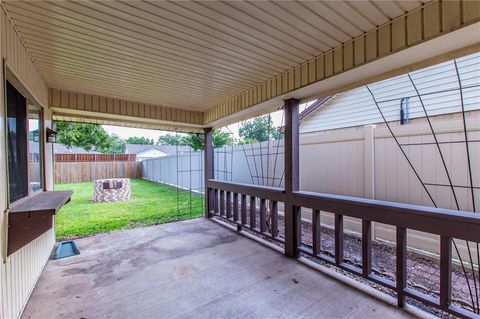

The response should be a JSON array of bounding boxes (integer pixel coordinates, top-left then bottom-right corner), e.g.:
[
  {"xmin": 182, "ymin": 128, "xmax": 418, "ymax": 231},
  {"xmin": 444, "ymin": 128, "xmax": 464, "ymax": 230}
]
[
  {"xmin": 6, "ymin": 80, "xmax": 43, "ymax": 203},
  {"xmin": 29, "ymin": 104, "xmax": 43, "ymax": 193}
]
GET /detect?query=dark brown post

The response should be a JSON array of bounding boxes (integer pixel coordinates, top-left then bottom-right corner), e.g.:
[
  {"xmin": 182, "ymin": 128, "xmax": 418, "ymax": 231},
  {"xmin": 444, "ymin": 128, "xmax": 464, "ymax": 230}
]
[
  {"xmin": 312, "ymin": 209, "xmax": 321, "ymax": 256},
  {"xmin": 334, "ymin": 214, "xmax": 344, "ymax": 265},
  {"xmin": 233, "ymin": 193, "xmax": 239, "ymax": 222},
  {"xmin": 440, "ymin": 236, "xmax": 452, "ymax": 309},
  {"xmin": 362, "ymin": 220, "xmax": 372, "ymax": 277},
  {"xmin": 204, "ymin": 128, "xmax": 214, "ymax": 218},
  {"xmin": 284, "ymin": 98, "xmax": 300, "ymax": 258},
  {"xmin": 396, "ymin": 227, "xmax": 407, "ymax": 308}
]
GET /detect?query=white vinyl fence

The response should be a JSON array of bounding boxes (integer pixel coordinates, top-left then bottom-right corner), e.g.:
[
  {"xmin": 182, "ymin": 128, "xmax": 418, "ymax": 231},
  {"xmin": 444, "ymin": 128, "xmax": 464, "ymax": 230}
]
[{"xmin": 142, "ymin": 151, "xmax": 205, "ymax": 194}]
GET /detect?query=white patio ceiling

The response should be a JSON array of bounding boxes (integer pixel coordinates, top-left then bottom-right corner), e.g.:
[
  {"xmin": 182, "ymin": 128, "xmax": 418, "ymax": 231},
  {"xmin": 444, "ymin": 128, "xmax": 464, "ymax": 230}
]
[{"xmin": 4, "ymin": 0, "xmax": 427, "ymax": 112}]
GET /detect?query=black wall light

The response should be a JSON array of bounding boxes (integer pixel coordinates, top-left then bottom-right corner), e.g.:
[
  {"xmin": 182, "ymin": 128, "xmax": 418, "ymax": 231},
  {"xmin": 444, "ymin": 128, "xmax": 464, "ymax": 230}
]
[{"xmin": 46, "ymin": 127, "xmax": 57, "ymax": 143}]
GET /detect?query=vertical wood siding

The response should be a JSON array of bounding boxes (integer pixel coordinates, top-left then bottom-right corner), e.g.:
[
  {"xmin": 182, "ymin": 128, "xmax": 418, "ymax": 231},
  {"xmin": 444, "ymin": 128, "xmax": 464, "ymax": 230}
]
[
  {"xmin": 0, "ymin": 6, "xmax": 52, "ymax": 319},
  {"xmin": 204, "ymin": 0, "xmax": 480, "ymax": 124},
  {"xmin": 49, "ymin": 89, "xmax": 204, "ymax": 127}
]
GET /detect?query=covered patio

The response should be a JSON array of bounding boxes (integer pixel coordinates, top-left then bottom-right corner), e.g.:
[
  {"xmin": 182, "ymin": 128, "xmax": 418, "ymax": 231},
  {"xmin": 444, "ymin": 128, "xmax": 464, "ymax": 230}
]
[
  {"xmin": 1, "ymin": 1, "xmax": 480, "ymax": 319},
  {"xmin": 23, "ymin": 218, "xmax": 411, "ymax": 319}
]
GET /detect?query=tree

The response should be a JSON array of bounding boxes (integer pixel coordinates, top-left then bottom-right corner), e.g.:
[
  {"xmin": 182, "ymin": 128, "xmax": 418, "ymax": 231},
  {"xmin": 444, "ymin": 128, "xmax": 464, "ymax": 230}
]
[
  {"xmin": 182, "ymin": 129, "xmax": 233, "ymax": 151},
  {"xmin": 238, "ymin": 115, "xmax": 282, "ymax": 143},
  {"xmin": 109, "ymin": 134, "xmax": 126, "ymax": 154},
  {"xmin": 125, "ymin": 136, "xmax": 154, "ymax": 145},
  {"xmin": 56, "ymin": 121, "xmax": 112, "ymax": 153},
  {"xmin": 157, "ymin": 134, "xmax": 185, "ymax": 146}
]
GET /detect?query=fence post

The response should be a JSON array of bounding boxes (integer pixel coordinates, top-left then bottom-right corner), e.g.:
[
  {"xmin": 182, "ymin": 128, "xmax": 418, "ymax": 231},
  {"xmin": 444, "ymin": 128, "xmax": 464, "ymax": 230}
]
[
  {"xmin": 364, "ymin": 124, "xmax": 376, "ymax": 240},
  {"xmin": 204, "ymin": 128, "xmax": 214, "ymax": 218},
  {"xmin": 284, "ymin": 98, "xmax": 300, "ymax": 258}
]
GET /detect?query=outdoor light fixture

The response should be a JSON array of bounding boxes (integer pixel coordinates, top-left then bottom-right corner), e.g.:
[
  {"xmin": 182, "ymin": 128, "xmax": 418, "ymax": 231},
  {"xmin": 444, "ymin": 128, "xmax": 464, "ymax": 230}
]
[
  {"xmin": 32, "ymin": 130, "xmax": 40, "ymax": 142},
  {"xmin": 46, "ymin": 128, "xmax": 57, "ymax": 143}
]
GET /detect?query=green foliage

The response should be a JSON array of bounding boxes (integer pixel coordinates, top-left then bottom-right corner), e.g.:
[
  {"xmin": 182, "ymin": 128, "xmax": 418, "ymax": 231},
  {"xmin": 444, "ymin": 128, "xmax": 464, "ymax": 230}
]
[
  {"xmin": 157, "ymin": 133, "xmax": 185, "ymax": 146},
  {"xmin": 239, "ymin": 115, "xmax": 282, "ymax": 143},
  {"xmin": 56, "ymin": 121, "xmax": 113, "ymax": 152},
  {"xmin": 125, "ymin": 136, "xmax": 154, "ymax": 145},
  {"xmin": 181, "ymin": 134, "xmax": 203, "ymax": 151},
  {"xmin": 55, "ymin": 179, "xmax": 204, "ymax": 239},
  {"xmin": 182, "ymin": 129, "xmax": 233, "ymax": 151},
  {"xmin": 212, "ymin": 129, "xmax": 233, "ymax": 148},
  {"xmin": 109, "ymin": 134, "xmax": 126, "ymax": 154}
]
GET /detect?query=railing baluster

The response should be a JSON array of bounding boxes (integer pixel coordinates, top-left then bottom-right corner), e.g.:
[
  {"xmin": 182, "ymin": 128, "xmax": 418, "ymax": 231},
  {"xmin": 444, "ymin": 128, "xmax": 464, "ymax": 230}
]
[
  {"xmin": 312, "ymin": 209, "xmax": 321, "ymax": 256},
  {"xmin": 233, "ymin": 193, "xmax": 239, "ymax": 222},
  {"xmin": 250, "ymin": 196, "xmax": 256, "ymax": 230},
  {"xmin": 214, "ymin": 189, "xmax": 219, "ymax": 215},
  {"xmin": 219, "ymin": 190, "xmax": 225, "ymax": 216},
  {"xmin": 226, "ymin": 191, "xmax": 232, "ymax": 219},
  {"xmin": 207, "ymin": 188, "xmax": 214, "ymax": 217},
  {"xmin": 271, "ymin": 200, "xmax": 278, "ymax": 238},
  {"xmin": 362, "ymin": 220, "xmax": 372, "ymax": 277},
  {"xmin": 440, "ymin": 236, "xmax": 452, "ymax": 309},
  {"xmin": 396, "ymin": 227, "xmax": 407, "ymax": 308},
  {"xmin": 241, "ymin": 194, "xmax": 247, "ymax": 226},
  {"xmin": 335, "ymin": 214, "xmax": 344, "ymax": 265},
  {"xmin": 260, "ymin": 198, "xmax": 267, "ymax": 233}
]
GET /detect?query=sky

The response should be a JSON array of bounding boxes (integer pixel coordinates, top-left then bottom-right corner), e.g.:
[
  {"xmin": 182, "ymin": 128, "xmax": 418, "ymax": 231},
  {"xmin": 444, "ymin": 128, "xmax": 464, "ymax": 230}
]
[{"xmin": 102, "ymin": 101, "xmax": 314, "ymax": 141}]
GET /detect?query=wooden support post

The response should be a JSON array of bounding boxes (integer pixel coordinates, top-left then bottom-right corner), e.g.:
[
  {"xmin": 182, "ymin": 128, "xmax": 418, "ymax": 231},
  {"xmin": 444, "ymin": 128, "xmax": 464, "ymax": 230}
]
[
  {"xmin": 284, "ymin": 98, "xmax": 300, "ymax": 258},
  {"xmin": 204, "ymin": 128, "xmax": 214, "ymax": 218},
  {"xmin": 396, "ymin": 227, "xmax": 407, "ymax": 308},
  {"xmin": 440, "ymin": 236, "xmax": 452, "ymax": 309}
]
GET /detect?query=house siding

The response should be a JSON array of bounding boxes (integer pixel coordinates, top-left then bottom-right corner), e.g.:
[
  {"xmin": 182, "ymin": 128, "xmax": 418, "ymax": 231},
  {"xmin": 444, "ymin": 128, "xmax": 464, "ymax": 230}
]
[
  {"xmin": 0, "ymin": 6, "xmax": 54, "ymax": 319},
  {"xmin": 300, "ymin": 52, "xmax": 480, "ymax": 133}
]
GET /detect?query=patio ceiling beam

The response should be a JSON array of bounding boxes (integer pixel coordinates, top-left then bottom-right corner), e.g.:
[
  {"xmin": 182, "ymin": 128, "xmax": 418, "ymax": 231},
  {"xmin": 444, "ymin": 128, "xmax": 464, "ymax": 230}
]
[
  {"xmin": 49, "ymin": 88, "xmax": 204, "ymax": 132},
  {"xmin": 204, "ymin": 0, "xmax": 480, "ymax": 126}
]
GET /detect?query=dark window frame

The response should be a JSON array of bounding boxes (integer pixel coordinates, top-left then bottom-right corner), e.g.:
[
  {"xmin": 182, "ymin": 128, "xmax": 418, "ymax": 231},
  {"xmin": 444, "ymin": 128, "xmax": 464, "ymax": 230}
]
[{"xmin": 5, "ymin": 78, "xmax": 45, "ymax": 205}]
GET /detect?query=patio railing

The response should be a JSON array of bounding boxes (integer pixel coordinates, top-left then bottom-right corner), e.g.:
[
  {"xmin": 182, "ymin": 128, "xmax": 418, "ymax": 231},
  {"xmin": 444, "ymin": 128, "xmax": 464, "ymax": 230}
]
[{"xmin": 206, "ymin": 179, "xmax": 480, "ymax": 319}]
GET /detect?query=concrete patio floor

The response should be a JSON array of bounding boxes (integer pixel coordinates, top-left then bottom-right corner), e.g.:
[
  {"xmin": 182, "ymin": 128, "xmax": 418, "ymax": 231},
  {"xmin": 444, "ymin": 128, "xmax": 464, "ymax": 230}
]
[{"xmin": 22, "ymin": 218, "xmax": 414, "ymax": 319}]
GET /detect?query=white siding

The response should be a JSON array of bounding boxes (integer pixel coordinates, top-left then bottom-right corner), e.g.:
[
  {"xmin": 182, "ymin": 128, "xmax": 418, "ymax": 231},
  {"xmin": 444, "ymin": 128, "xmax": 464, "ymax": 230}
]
[
  {"xmin": 301, "ymin": 52, "xmax": 480, "ymax": 133},
  {"xmin": 1, "ymin": 7, "xmax": 53, "ymax": 319},
  {"xmin": 137, "ymin": 149, "xmax": 168, "ymax": 160}
]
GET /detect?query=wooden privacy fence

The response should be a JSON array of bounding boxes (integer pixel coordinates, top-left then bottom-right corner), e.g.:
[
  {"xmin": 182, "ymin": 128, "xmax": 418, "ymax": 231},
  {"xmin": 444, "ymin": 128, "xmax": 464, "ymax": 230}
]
[{"xmin": 55, "ymin": 154, "xmax": 141, "ymax": 183}]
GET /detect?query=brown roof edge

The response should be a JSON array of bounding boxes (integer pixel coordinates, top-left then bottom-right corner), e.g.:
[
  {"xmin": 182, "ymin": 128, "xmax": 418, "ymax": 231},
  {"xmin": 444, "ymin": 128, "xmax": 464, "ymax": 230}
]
[
  {"xmin": 278, "ymin": 95, "xmax": 334, "ymax": 133},
  {"xmin": 299, "ymin": 95, "xmax": 334, "ymax": 121}
]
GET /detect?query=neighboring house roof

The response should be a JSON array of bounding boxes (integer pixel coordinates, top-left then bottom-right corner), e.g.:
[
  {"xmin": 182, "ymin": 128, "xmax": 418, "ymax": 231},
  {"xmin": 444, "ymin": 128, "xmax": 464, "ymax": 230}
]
[
  {"xmin": 125, "ymin": 144, "xmax": 192, "ymax": 156},
  {"xmin": 28, "ymin": 142, "xmax": 100, "ymax": 154},
  {"xmin": 53, "ymin": 144, "xmax": 101, "ymax": 154},
  {"xmin": 300, "ymin": 52, "xmax": 480, "ymax": 133}
]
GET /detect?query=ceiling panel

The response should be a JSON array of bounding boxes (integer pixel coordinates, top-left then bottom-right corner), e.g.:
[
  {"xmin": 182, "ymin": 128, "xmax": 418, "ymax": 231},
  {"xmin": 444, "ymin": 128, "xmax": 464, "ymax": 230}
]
[{"xmin": 3, "ymin": 0, "xmax": 427, "ymax": 111}]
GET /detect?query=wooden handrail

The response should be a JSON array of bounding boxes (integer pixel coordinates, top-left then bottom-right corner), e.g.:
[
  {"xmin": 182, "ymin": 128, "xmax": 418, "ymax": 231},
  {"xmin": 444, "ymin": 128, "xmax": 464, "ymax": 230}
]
[
  {"xmin": 206, "ymin": 180, "xmax": 284, "ymax": 202},
  {"xmin": 292, "ymin": 190, "xmax": 480, "ymax": 242},
  {"xmin": 207, "ymin": 179, "xmax": 480, "ymax": 242}
]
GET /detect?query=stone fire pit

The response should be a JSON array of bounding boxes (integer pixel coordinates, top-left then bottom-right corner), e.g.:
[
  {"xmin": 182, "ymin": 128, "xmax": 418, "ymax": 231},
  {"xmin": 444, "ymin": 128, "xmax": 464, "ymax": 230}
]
[{"xmin": 93, "ymin": 178, "xmax": 131, "ymax": 203}]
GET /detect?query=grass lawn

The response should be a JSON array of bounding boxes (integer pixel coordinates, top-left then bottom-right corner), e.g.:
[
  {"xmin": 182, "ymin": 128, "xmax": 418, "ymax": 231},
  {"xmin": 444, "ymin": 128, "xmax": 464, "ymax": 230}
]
[{"xmin": 55, "ymin": 179, "xmax": 204, "ymax": 240}]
